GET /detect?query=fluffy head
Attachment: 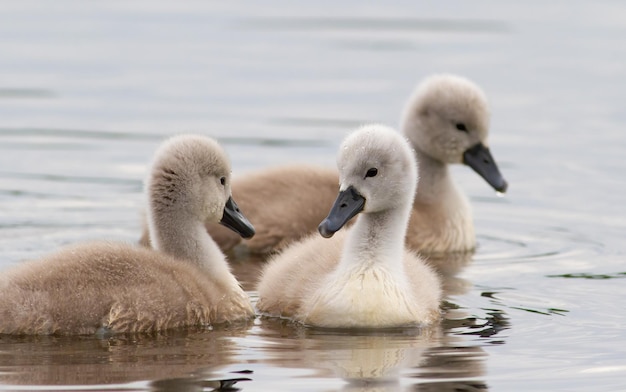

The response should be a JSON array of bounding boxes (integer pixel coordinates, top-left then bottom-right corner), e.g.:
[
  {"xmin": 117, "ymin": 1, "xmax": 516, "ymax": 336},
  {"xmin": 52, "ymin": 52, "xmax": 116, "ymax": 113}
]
[
  {"xmin": 401, "ymin": 74, "xmax": 491, "ymax": 163},
  {"xmin": 337, "ymin": 124, "xmax": 417, "ymax": 213},
  {"xmin": 146, "ymin": 134, "xmax": 232, "ymax": 223}
]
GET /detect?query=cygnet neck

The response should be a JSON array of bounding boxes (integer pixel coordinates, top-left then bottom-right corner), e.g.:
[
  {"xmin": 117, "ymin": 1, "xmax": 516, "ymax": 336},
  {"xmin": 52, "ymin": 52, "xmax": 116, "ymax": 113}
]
[
  {"xmin": 413, "ymin": 148, "xmax": 457, "ymax": 204},
  {"xmin": 150, "ymin": 209, "xmax": 238, "ymax": 288},
  {"xmin": 342, "ymin": 201, "xmax": 411, "ymax": 271}
]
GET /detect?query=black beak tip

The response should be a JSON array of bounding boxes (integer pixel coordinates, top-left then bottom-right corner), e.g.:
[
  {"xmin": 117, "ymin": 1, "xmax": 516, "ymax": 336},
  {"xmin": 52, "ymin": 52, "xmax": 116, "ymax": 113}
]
[
  {"xmin": 241, "ymin": 226, "xmax": 256, "ymax": 239},
  {"xmin": 220, "ymin": 196, "xmax": 256, "ymax": 239},
  {"xmin": 318, "ymin": 220, "xmax": 335, "ymax": 238},
  {"xmin": 497, "ymin": 180, "xmax": 508, "ymax": 193}
]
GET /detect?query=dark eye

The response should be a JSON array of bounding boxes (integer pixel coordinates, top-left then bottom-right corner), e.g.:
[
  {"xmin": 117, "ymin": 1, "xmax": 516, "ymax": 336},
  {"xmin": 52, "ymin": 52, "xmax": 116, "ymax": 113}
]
[
  {"xmin": 220, "ymin": 177, "xmax": 226, "ymax": 186},
  {"xmin": 365, "ymin": 168, "xmax": 378, "ymax": 178},
  {"xmin": 455, "ymin": 123, "xmax": 468, "ymax": 132}
]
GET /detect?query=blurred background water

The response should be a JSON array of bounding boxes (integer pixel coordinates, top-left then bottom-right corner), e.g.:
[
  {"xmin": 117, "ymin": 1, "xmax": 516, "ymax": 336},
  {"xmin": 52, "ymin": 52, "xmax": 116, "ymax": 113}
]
[{"xmin": 1, "ymin": 1, "xmax": 625, "ymax": 391}]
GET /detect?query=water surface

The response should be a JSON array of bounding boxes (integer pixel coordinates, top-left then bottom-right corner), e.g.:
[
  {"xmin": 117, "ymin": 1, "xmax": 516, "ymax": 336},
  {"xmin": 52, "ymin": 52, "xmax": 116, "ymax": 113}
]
[{"xmin": 1, "ymin": 1, "xmax": 626, "ymax": 391}]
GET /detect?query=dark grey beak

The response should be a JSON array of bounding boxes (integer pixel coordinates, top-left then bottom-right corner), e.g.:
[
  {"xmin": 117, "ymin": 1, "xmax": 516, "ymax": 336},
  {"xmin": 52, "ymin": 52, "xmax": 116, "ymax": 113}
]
[
  {"xmin": 220, "ymin": 196, "xmax": 255, "ymax": 239},
  {"xmin": 318, "ymin": 185, "xmax": 365, "ymax": 238},
  {"xmin": 463, "ymin": 143, "xmax": 508, "ymax": 193}
]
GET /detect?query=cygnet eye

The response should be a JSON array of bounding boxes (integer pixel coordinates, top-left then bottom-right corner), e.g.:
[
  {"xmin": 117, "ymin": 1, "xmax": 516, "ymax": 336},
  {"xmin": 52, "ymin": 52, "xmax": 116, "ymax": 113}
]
[
  {"xmin": 365, "ymin": 168, "xmax": 378, "ymax": 178},
  {"xmin": 455, "ymin": 123, "xmax": 468, "ymax": 133},
  {"xmin": 220, "ymin": 177, "xmax": 226, "ymax": 186}
]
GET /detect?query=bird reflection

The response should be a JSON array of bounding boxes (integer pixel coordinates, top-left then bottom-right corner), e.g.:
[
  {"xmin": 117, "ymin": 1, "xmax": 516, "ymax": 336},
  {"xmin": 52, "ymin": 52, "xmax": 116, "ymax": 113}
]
[
  {"xmin": 256, "ymin": 316, "xmax": 492, "ymax": 392},
  {"xmin": 422, "ymin": 251, "xmax": 474, "ymax": 296},
  {"xmin": 0, "ymin": 324, "xmax": 253, "ymax": 386},
  {"xmin": 151, "ymin": 371, "xmax": 252, "ymax": 392}
]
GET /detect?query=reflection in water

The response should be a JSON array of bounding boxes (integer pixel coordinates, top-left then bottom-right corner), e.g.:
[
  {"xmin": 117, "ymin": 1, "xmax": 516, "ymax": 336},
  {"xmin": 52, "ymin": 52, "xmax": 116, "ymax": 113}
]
[
  {"xmin": 426, "ymin": 252, "xmax": 473, "ymax": 277},
  {"xmin": 0, "ymin": 325, "xmax": 253, "ymax": 386},
  {"xmin": 446, "ymin": 308, "xmax": 510, "ymax": 341},
  {"xmin": 254, "ymin": 318, "xmax": 443, "ymax": 391},
  {"xmin": 252, "ymin": 311, "xmax": 495, "ymax": 391},
  {"xmin": 0, "ymin": 316, "xmax": 497, "ymax": 391},
  {"xmin": 228, "ymin": 251, "xmax": 266, "ymax": 292},
  {"xmin": 151, "ymin": 371, "xmax": 252, "ymax": 392},
  {"xmin": 309, "ymin": 328, "xmax": 440, "ymax": 383},
  {"xmin": 424, "ymin": 252, "xmax": 474, "ymax": 296},
  {"xmin": 411, "ymin": 346, "xmax": 489, "ymax": 391}
]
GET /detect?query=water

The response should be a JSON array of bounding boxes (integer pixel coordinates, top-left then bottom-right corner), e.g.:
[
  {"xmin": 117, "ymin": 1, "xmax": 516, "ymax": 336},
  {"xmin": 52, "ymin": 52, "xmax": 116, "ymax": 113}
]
[{"xmin": 1, "ymin": 1, "xmax": 626, "ymax": 390}]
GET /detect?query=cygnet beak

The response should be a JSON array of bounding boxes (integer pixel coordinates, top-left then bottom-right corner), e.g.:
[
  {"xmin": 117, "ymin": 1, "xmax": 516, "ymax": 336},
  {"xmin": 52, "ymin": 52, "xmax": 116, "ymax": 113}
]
[
  {"xmin": 463, "ymin": 142, "xmax": 508, "ymax": 193},
  {"xmin": 318, "ymin": 185, "xmax": 365, "ymax": 238},
  {"xmin": 220, "ymin": 196, "xmax": 256, "ymax": 239}
]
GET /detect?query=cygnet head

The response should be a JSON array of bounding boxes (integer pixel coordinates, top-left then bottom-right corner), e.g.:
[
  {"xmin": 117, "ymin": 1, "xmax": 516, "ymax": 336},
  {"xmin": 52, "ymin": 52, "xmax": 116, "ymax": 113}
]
[
  {"xmin": 402, "ymin": 74, "xmax": 507, "ymax": 192},
  {"xmin": 318, "ymin": 124, "xmax": 417, "ymax": 238},
  {"xmin": 147, "ymin": 134, "xmax": 255, "ymax": 239}
]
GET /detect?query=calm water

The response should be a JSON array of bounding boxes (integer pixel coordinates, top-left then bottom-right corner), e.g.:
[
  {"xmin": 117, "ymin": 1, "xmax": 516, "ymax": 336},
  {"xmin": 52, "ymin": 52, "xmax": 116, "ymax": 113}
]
[{"xmin": 1, "ymin": 1, "xmax": 626, "ymax": 391}]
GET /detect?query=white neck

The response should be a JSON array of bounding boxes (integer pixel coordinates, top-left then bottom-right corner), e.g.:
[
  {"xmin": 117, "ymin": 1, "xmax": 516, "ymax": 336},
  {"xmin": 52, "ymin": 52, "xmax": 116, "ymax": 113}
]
[{"xmin": 340, "ymin": 202, "xmax": 411, "ymax": 273}]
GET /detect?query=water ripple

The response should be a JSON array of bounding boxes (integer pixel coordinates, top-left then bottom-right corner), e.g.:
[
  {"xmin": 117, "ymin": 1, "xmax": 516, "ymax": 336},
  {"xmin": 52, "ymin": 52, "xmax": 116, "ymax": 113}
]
[
  {"xmin": 547, "ymin": 272, "xmax": 626, "ymax": 280},
  {"xmin": 240, "ymin": 17, "xmax": 511, "ymax": 33},
  {"xmin": 0, "ymin": 88, "xmax": 55, "ymax": 98},
  {"xmin": 0, "ymin": 127, "xmax": 161, "ymax": 140},
  {"xmin": 0, "ymin": 171, "xmax": 141, "ymax": 186},
  {"xmin": 0, "ymin": 127, "xmax": 329, "ymax": 149},
  {"xmin": 474, "ymin": 205, "xmax": 609, "ymax": 265}
]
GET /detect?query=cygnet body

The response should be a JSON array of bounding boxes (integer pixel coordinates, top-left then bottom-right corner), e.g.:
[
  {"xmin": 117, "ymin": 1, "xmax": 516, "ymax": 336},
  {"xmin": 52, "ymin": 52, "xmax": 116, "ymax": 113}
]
[
  {"xmin": 257, "ymin": 125, "xmax": 442, "ymax": 328},
  {"xmin": 401, "ymin": 74, "xmax": 507, "ymax": 253},
  {"xmin": 0, "ymin": 135, "xmax": 255, "ymax": 335}
]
